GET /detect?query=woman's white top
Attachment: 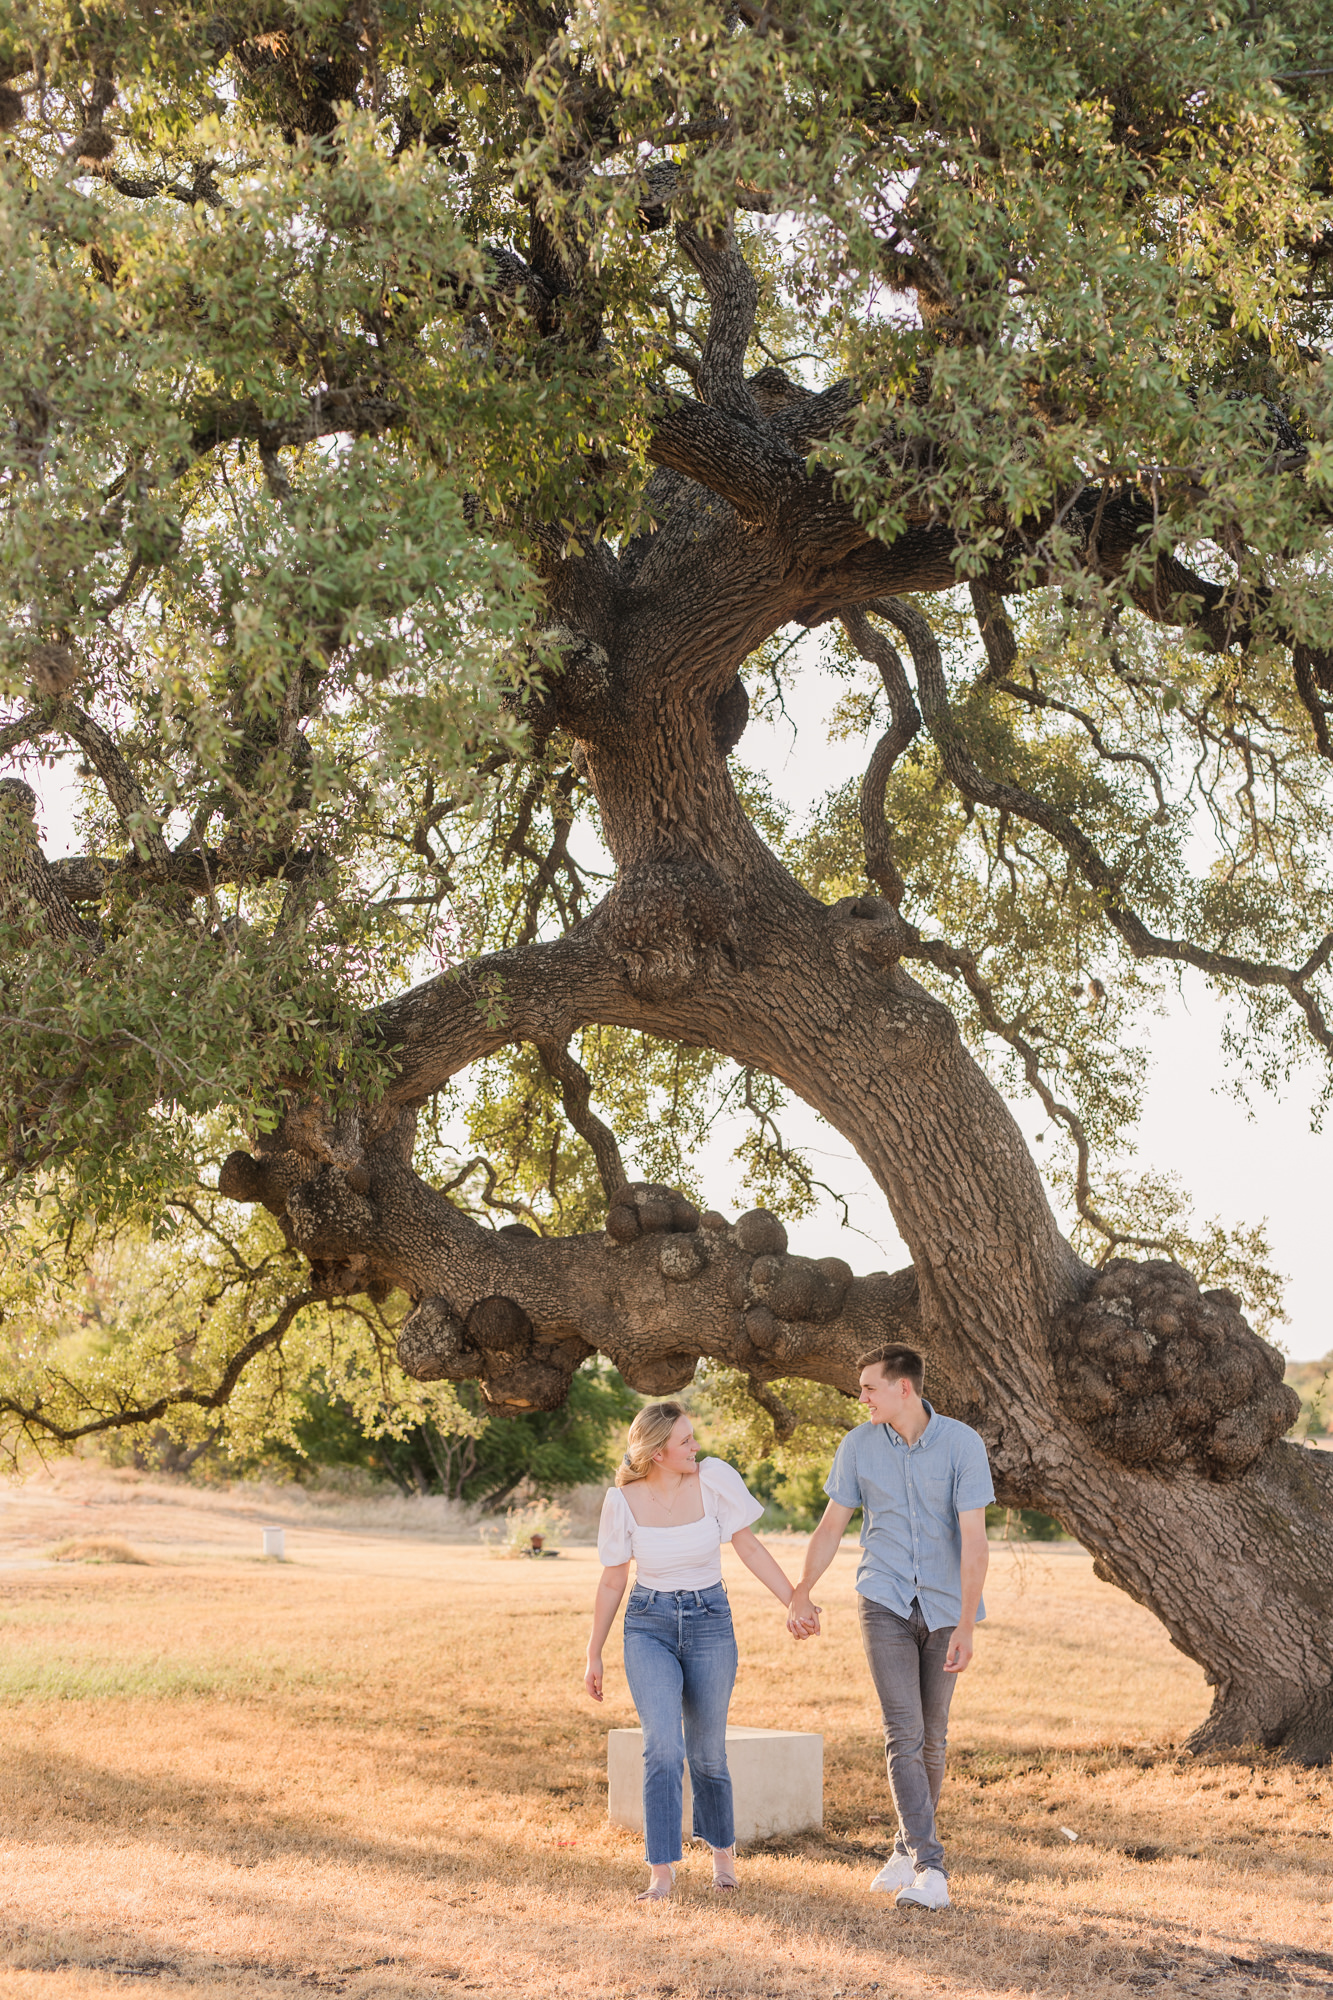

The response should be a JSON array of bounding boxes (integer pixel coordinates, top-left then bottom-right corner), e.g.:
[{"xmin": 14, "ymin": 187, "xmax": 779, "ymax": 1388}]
[{"xmin": 597, "ymin": 1458, "xmax": 764, "ymax": 1589}]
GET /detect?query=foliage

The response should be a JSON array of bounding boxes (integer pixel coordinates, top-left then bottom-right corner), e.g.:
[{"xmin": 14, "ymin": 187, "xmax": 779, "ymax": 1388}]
[
  {"xmin": 2, "ymin": 0, "xmax": 1333, "ymax": 1448},
  {"xmin": 694, "ymin": 1360, "xmax": 864, "ymax": 1466},
  {"xmin": 250, "ymin": 1355, "xmax": 638, "ymax": 1502},
  {"xmin": 0, "ymin": 1189, "xmax": 482, "ymax": 1468},
  {"xmin": 687, "ymin": 1362, "xmax": 861, "ymax": 1528}
]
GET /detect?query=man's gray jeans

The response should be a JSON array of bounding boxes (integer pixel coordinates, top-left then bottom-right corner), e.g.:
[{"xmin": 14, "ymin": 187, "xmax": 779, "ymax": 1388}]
[{"xmin": 857, "ymin": 1593, "xmax": 957, "ymax": 1875}]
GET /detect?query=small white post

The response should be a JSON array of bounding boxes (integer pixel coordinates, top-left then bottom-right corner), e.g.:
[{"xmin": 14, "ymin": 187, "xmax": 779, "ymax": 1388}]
[{"xmin": 261, "ymin": 1526, "xmax": 286, "ymax": 1560}]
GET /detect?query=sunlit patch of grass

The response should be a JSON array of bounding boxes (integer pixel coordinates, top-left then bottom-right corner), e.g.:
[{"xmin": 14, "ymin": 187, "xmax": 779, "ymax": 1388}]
[{"xmin": 0, "ymin": 1646, "xmax": 314, "ymax": 1703}]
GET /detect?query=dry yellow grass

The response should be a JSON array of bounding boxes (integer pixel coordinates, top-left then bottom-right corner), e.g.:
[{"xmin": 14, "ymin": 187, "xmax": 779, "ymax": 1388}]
[
  {"xmin": 0, "ymin": 1473, "xmax": 1330, "ymax": 2000},
  {"xmin": 48, "ymin": 1537, "xmax": 153, "ymax": 1566}
]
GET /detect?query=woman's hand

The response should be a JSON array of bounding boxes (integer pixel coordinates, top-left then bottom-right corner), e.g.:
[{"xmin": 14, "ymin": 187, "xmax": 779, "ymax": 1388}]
[
  {"xmin": 584, "ymin": 1562, "xmax": 628, "ymax": 1704},
  {"xmin": 787, "ymin": 1589, "xmax": 822, "ymax": 1639}
]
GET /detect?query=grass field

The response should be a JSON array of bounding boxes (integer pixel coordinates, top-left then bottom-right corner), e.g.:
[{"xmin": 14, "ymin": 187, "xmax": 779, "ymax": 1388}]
[{"xmin": 0, "ymin": 1470, "xmax": 1329, "ymax": 2000}]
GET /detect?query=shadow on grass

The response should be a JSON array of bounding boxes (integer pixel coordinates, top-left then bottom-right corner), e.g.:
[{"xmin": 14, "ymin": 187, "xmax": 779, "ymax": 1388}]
[
  {"xmin": 822, "ymin": 1738, "xmax": 1332, "ymax": 1878},
  {"xmin": 5, "ymin": 1900, "xmax": 1333, "ymax": 2000},
  {"xmin": 0, "ymin": 1741, "xmax": 470, "ymax": 1879},
  {"xmin": 0, "ymin": 1922, "xmax": 454, "ymax": 1999},
  {"xmin": 4, "ymin": 1740, "xmax": 1332, "ymax": 2000}
]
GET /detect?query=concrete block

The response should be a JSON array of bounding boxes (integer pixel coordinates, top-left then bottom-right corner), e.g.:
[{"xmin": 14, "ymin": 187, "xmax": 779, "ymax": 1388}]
[{"xmin": 607, "ymin": 1726, "xmax": 823, "ymax": 1844}]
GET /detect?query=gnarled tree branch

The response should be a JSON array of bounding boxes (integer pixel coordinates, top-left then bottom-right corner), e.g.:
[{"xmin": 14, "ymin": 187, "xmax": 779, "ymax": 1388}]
[
  {"xmin": 535, "ymin": 1037, "xmax": 626, "ymax": 1199},
  {"xmin": 44, "ymin": 843, "xmax": 323, "ymax": 906},
  {"xmin": 0, "ymin": 711, "xmax": 49, "ymax": 761},
  {"xmin": 840, "ymin": 603, "xmax": 922, "ymax": 909},
  {"xmin": 0, "ymin": 779, "xmax": 100, "ymax": 950},
  {"xmin": 674, "ymin": 218, "xmax": 762, "ymax": 424},
  {"xmin": 646, "ymin": 397, "xmax": 795, "ymax": 521},
  {"xmin": 1292, "ymin": 641, "xmax": 1333, "ymax": 760},
  {"xmin": 57, "ymin": 703, "xmax": 171, "ymax": 872},
  {"xmin": 189, "ymin": 385, "xmax": 402, "ymax": 457}
]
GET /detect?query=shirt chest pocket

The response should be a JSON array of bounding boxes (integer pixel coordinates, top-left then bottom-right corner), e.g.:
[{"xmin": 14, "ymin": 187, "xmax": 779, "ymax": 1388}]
[{"xmin": 909, "ymin": 1467, "xmax": 954, "ymax": 1514}]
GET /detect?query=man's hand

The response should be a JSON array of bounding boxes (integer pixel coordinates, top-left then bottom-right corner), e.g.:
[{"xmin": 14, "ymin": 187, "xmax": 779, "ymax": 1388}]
[
  {"xmin": 942, "ymin": 1625, "xmax": 974, "ymax": 1674},
  {"xmin": 786, "ymin": 1590, "xmax": 822, "ymax": 1639}
]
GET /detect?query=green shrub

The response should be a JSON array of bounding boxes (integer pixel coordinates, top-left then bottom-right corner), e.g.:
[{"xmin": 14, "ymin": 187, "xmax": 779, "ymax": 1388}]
[{"xmin": 255, "ymin": 1357, "xmax": 639, "ymax": 1508}]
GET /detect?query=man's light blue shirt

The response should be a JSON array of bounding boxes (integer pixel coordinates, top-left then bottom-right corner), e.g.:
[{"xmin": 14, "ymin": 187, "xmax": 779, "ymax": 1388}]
[{"xmin": 823, "ymin": 1402, "xmax": 995, "ymax": 1630}]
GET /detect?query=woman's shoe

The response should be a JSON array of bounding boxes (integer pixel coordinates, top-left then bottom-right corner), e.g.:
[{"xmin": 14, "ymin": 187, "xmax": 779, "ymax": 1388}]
[
  {"xmin": 711, "ymin": 1846, "xmax": 738, "ymax": 1892},
  {"xmin": 636, "ymin": 1865, "xmax": 675, "ymax": 1902}
]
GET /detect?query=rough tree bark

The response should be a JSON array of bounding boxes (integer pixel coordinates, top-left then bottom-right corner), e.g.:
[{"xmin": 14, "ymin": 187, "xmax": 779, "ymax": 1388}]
[{"xmin": 58, "ymin": 215, "xmax": 1333, "ymax": 1761}]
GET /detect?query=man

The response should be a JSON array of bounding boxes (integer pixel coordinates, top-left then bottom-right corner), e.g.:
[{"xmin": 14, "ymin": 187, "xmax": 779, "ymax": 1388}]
[{"xmin": 788, "ymin": 1345, "xmax": 993, "ymax": 1911}]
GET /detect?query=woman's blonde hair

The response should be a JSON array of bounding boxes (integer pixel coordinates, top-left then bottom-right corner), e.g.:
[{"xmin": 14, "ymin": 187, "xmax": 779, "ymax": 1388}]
[{"xmin": 615, "ymin": 1402, "xmax": 687, "ymax": 1486}]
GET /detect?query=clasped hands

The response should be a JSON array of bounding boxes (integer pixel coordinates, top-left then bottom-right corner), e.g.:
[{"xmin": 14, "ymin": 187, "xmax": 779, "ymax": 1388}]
[{"xmin": 786, "ymin": 1590, "xmax": 821, "ymax": 1641}]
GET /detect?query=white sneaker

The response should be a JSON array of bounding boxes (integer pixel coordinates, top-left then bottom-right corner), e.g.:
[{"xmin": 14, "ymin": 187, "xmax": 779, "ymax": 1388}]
[
  {"xmin": 869, "ymin": 1853, "xmax": 916, "ymax": 1893},
  {"xmin": 896, "ymin": 1867, "xmax": 950, "ymax": 1910}
]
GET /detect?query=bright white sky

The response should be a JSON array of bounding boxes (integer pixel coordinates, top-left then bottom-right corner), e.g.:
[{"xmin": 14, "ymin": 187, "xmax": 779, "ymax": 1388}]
[{"xmin": 12, "ymin": 640, "xmax": 1330, "ymax": 1363}]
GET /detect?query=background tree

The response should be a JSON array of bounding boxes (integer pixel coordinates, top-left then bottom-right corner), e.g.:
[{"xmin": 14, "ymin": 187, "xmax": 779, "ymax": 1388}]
[
  {"xmin": 3, "ymin": 0, "xmax": 1333, "ymax": 1758},
  {"xmin": 246, "ymin": 1357, "xmax": 638, "ymax": 1506}
]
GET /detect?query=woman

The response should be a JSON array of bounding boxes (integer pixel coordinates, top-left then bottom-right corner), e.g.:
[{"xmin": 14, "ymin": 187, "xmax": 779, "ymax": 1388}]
[{"xmin": 584, "ymin": 1402, "xmax": 798, "ymax": 1901}]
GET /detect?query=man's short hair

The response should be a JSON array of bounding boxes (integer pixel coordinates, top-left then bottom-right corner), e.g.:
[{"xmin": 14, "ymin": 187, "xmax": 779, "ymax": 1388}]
[{"xmin": 858, "ymin": 1344, "xmax": 925, "ymax": 1394}]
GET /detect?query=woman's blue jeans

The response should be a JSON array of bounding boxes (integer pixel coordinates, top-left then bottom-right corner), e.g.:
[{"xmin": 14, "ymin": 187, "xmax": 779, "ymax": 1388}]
[{"xmin": 622, "ymin": 1582, "xmax": 737, "ymax": 1864}]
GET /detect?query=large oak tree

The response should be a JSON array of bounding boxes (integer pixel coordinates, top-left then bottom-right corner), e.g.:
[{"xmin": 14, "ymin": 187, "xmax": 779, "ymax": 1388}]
[{"xmin": 2, "ymin": 0, "xmax": 1333, "ymax": 1758}]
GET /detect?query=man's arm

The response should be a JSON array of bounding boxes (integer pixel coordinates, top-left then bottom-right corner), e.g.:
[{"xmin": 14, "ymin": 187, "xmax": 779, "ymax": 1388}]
[
  {"xmin": 786, "ymin": 1498, "xmax": 855, "ymax": 1638},
  {"xmin": 943, "ymin": 1508, "xmax": 989, "ymax": 1674}
]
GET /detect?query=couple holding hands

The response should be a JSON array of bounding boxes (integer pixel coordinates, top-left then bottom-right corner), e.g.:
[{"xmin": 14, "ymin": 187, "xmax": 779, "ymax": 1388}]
[{"xmin": 584, "ymin": 1344, "xmax": 994, "ymax": 1909}]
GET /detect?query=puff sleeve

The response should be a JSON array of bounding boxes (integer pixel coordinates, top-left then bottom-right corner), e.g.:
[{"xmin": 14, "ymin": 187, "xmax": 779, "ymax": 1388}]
[
  {"xmin": 699, "ymin": 1457, "xmax": 765, "ymax": 1540},
  {"xmin": 596, "ymin": 1487, "xmax": 634, "ymax": 1567}
]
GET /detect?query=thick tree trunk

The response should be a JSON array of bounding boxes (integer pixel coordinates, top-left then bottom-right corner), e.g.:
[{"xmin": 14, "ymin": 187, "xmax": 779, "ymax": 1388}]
[{"xmin": 1043, "ymin": 1432, "xmax": 1333, "ymax": 1763}]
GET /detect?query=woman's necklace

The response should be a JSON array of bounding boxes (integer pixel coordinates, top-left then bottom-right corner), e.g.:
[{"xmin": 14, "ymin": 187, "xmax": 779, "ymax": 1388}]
[{"xmin": 648, "ymin": 1470, "xmax": 691, "ymax": 1520}]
